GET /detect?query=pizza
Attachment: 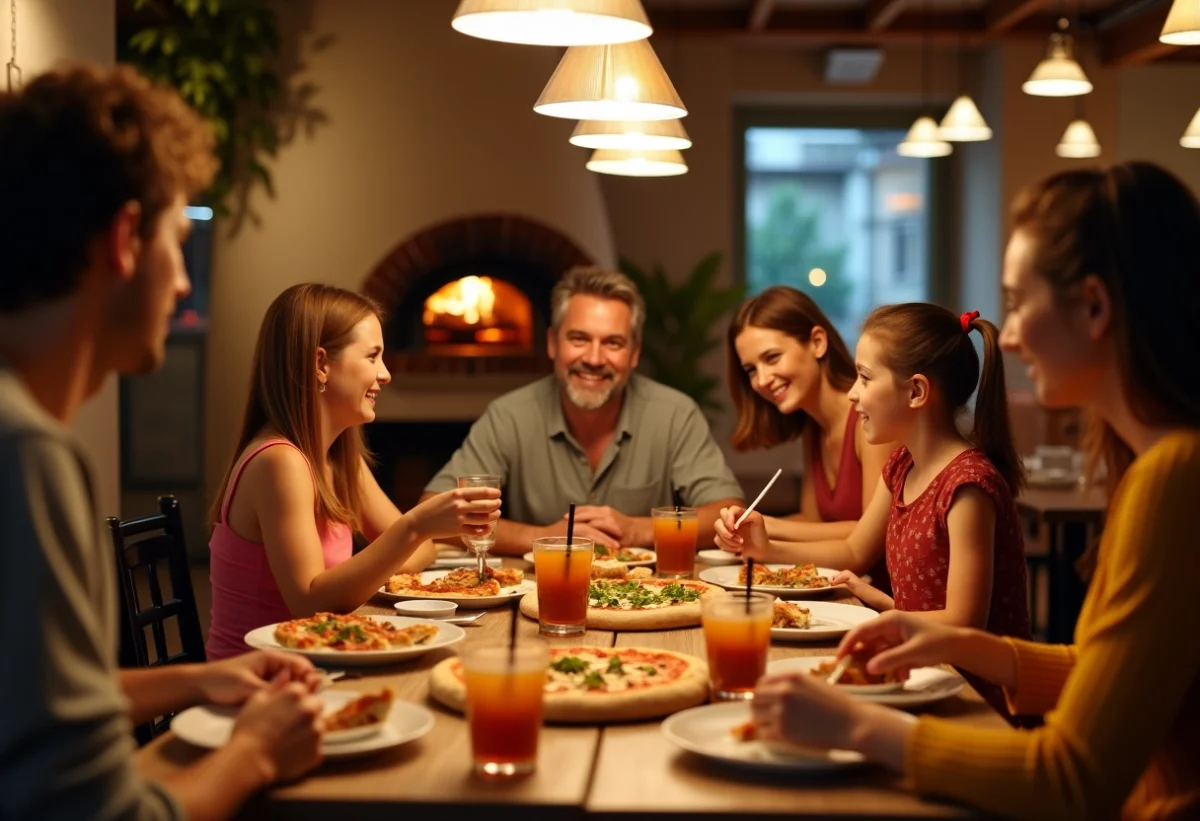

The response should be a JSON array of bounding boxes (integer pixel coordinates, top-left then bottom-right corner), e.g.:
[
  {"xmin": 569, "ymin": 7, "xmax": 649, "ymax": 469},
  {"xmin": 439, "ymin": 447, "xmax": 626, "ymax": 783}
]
[
  {"xmin": 810, "ymin": 655, "xmax": 901, "ymax": 686},
  {"xmin": 594, "ymin": 545, "xmax": 655, "ymax": 564},
  {"xmin": 519, "ymin": 578, "xmax": 722, "ymax": 630},
  {"xmin": 386, "ymin": 565, "xmax": 525, "ymax": 597},
  {"xmin": 324, "ymin": 688, "xmax": 395, "ymax": 733},
  {"xmin": 739, "ymin": 562, "xmax": 832, "ymax": 589},
  {"xmin": 592, "ymin": 561, "xmax": 653, "ymax": 580},
  {"xmin": 429, "ymin": 646, "xmax": 708, "ymax": 723},
  {"xmin": 273, "ymin": 613, "xmax": 438, "ymax": 651},
  {"xmin": 772, "ymin": 600, "xmax": 811, "ymax": 629}
]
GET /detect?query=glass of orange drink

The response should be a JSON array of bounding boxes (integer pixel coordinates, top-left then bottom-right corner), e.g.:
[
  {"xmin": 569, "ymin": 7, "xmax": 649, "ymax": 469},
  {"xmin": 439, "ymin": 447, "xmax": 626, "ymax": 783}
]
[
  {"xmin": 701, "ymin": 591, "xmax": 775, "ymax": 701},
  {"xmin": 462, "ymin": 642, "xmax": 550, "ymax": 778},
  {"xmin": 652, "ymin": 506, "xmax": 698, "ymax": 578},
  {"xmin": 531, "ymin": 536, "xmax": 594, "ymax": 636}
]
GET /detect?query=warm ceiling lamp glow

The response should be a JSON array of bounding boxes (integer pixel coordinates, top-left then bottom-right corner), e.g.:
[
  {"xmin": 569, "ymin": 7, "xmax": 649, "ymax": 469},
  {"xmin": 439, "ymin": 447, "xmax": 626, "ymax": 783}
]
[
  {"xmin": 897, "ymin": 116, "xmax": 952, "ymax": 158},
  {"xmin": 1023, "ymin": 27, "xmax": 1092, "ymax": 97},
  {"xmin": 1180, "ymin": 107, "xmax": 1200, "ymax": 148},
  {"xmin": 534, "ymin": 39, "xmax": 686, "ymax": 121},
  {"xmin": 1055, "ymin": 119, "xmax": 1101, "ymax": 158},
  {"xmin": 808, "ymin": 268, "xmax": 828, "ymax": 287},
  {"xmin": 585, "ymin": 148, "xmax": 688, "ymax": 176},
  {"xmin": 450, "ymin": 0, "xmax": 652, "ymax": 46},
  {"xmin": 1160, "ymin": 0, "xmax": 1200, "ymax": 45},
  {"xmin": 569, "ymin": 118, "xmax": 691, "ymax": 150},
  {"xmin": 938, "ymin": 95, "xmax": 993, "ymax": 142}
]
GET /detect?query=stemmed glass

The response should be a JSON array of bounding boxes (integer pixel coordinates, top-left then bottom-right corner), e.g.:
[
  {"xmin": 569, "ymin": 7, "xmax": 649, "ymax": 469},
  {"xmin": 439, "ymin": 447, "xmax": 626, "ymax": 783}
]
[{"xmin": 456, "ymin": 475, "xmax": 502, "ymax": 583}]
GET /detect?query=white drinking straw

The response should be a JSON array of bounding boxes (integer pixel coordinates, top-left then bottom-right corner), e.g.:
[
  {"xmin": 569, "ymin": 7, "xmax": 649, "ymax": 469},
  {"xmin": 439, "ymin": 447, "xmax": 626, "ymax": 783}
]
[{"xmin": 734, "ymin": 468, "xmax": 783, "ymax": 528}]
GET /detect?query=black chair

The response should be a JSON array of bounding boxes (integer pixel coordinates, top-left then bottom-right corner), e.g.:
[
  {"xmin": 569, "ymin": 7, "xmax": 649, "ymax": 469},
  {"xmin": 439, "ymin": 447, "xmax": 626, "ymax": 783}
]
[{"xmin": 108, "ymin": 495, "xmax": 206, "ymax": 745}]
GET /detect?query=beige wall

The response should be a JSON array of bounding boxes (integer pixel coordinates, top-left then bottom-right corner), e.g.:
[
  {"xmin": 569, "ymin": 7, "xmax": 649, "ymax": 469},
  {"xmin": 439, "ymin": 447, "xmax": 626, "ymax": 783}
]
[
  {"xmin": 2, "ymin": 0, "xmax": 120, "ymax": 517},
  {"xmin": 205, "ymin": 0, "xmax": 616, "ymax": 502}
]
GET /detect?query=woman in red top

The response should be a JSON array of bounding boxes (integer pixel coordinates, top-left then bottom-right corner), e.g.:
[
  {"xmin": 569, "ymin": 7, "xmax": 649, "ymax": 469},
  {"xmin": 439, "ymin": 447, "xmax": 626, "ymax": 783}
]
[
  {"xmin": 717, "ymin": 303, "xmax": 1030, "ymax": 717},
  {"xmin": 725, "ymin": 286, "xmax": 897, "ymax": 591}
]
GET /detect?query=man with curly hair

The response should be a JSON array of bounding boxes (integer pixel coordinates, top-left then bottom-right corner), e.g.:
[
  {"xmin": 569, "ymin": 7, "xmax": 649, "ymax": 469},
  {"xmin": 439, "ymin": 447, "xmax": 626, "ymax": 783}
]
[{"xmin": 0, "ymin": 64, "xmax": 324, "ymax": 820}]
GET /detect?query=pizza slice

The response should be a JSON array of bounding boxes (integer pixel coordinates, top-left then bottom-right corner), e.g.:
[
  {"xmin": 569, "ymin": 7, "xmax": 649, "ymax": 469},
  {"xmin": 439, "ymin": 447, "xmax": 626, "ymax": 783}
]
[
  {"xmin": 772, "ymin": 600, "xmax": 811, "ymax": 629},
  {"xmin": 324, "ymin": 688, "xmax": 395, "ymax": 733},
  {"xmin": 388, "ymin": 622, "xmax": 439, "ymax": 647}
]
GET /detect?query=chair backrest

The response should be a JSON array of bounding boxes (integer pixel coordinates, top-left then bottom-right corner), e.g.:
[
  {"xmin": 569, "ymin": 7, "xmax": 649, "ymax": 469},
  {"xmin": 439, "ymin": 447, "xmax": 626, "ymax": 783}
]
[{"xmin": 107, "ymin": 495, "xmax": 205, "ymax": 743}]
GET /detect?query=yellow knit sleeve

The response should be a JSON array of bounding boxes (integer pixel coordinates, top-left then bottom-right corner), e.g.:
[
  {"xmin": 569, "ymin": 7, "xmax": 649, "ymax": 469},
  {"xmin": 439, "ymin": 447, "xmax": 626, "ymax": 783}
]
[
  {"xmin": 1003, "ymin": 638, "xmax": 1078, "ymax": 716},
  {"xmin": 906, "ymin": 432, "xmax": 1200, "ymax": 821}
]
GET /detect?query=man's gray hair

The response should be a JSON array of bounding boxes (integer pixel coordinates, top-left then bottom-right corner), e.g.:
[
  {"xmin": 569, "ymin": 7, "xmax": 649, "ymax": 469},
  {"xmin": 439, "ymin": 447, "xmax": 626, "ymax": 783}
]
[{"xmin": 550, "ymin": 266, "xmax": 646, "ymax": 343}]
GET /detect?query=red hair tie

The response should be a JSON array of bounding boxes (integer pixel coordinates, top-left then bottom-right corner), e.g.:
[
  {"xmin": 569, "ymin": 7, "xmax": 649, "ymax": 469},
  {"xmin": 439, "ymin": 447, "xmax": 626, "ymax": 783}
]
[{"xmin": 960, "ymin": 310, "xmax": 980, "ymax": 333}]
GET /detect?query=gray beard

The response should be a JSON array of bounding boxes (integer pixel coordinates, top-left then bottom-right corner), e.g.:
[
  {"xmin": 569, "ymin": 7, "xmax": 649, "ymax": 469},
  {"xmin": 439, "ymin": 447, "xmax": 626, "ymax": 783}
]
[{"xmin": 561, "ymin": 374, "xmax": 622, "ymax": 411}]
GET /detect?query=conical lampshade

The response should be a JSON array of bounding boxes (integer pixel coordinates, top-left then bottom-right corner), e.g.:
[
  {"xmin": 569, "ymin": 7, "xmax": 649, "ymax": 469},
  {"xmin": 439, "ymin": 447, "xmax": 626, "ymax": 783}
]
[
  {"xmin": 585, "ymin": 148, "xmax": 688, "ymax": 176},
  {"xmin": 1023, "ymin": 33, "xmax": 1092, "ymax": 97},
  {"xmin": 938, "ymin": 95, "xmax": 993, "ymax": 142},
  {"xmin": 1055, "ymin": 119, "xmax": 1101, "ymax": 158},
  {"xmin": 570, "ymin": 118, "xmax": 691, "ymax": 150},
  {"xmin": 535, "ymin": 39, "xmax": 686, "ymax": 121},
  {"xmin": 451, "ymin": 0, "xmax": 652, "ymax": 46},
  {"xmin": 1181, "ymin": 107, "xmax": 1200, "ymax": 148},
  {"xmin": 1160, "ymin": 0, "xmax": 1200, "ymax": 45},
  {"xmin": 897, "ymin": 116, "xmax": 952, "ymax": 158}
]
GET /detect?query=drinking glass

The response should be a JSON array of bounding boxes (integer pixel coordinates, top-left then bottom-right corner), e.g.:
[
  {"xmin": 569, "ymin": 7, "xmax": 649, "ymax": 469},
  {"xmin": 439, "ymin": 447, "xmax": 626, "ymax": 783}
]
[
  {"xmin": 462, "ymin": 642, "xmax": 549, "ymax": 778},
  {"xmin": 701, "ymin": 591, "xmax": 774, "ymax": 701},
  {"xmin": 457, "ymin": 475, "xmax": 501, "ymax": 582},
  {"xmin": 531, "ymin": 536, "xmax": 594, "ymax": 636},
  {"xmin": 652, "ymin": 506, "xmax": 698, "ymax": 578}
]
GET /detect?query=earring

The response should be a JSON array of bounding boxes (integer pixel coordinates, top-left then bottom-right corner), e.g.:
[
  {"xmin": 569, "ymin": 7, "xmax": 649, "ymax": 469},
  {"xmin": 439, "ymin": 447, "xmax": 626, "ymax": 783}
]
[{"xmin": 318, "ymin": 382, "xmax": 326, "ymax": 393}]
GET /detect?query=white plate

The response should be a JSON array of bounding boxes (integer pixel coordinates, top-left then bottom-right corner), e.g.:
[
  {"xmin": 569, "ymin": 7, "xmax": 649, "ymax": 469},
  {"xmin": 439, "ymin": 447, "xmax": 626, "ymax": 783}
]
[
  {"xmin": 770, "ymin": 600, "xmax": 880, "ymax": 643},
  {"xmin": 767, "ymin": 656, "xmax": 966, "ymax": 707},
  {"xmin": 522, "ymin": 549, "xmax": 657, "ymax": 568},
  {"xmin": 661, "ymin": 702, "xmax": 865, "ymax": 772},
  {"xmin": 697, "ymin": 549, "xmax": 742, "ymax": 566},
  {"xmin": 244, "ymin": 616, "xmax": 465, "ymax": 667},
  {"xmin": 428, "ymin": 556, "xmax": 503, "ymax": 570},
  {"xmin": 171, "ymin": 690, "xmax": 435, "ymax": 758},
  {"xmin": 698, "ymin": 564, "xmax": 847, "ymax": 597},
  {"xmin": 378, "ymin": 569, "xmax": 535, "ymax": 609}
]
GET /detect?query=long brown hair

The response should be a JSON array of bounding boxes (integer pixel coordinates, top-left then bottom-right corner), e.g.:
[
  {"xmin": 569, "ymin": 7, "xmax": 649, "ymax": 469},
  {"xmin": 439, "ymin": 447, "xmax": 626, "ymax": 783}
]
[
  {"xmin": 211, "ymin": 283, "xmax": 382, "ymax": 530},
  {"xmin": 862, "ymin": 303, "xmax": 1025, "ymax": 493},
  {"xmin": 1010, "ymin": 162, "xmax": 1200, "ymax": 501},
  {"xmin": 727, "ymin": 286, "xmax": 857, "ymax": 451}
]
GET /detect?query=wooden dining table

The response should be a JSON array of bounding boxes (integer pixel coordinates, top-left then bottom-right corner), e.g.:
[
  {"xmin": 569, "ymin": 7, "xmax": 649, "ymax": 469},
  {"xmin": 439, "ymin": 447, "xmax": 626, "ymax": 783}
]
[{"xmin": 136, "ymin": 559, "xmax": 1009, "ymax": 820}]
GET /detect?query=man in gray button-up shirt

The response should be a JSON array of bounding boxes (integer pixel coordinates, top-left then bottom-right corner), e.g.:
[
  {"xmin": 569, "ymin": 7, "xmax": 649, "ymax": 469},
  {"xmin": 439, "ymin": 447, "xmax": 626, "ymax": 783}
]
[{"xmin": 424, "ymin": 267, "xmax": 744, "ymax": 555}]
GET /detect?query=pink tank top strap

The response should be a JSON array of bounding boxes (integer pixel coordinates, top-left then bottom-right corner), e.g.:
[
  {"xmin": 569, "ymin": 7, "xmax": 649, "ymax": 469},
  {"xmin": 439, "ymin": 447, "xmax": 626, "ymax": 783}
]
[{"xmin": 219, "ymin": 438, "xmax": 311, "ymax": 523}]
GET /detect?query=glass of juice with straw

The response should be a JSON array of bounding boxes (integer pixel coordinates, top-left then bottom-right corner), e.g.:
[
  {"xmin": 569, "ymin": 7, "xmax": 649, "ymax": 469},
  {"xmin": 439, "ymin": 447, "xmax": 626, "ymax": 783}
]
[
  {"xmin": 652, "ymin": 506, "xmax": 698, "ymax": 578},
  {"xmin": 701, "ymin": 590, "xmax": 774, "ymax": 700},
  {"xmin": 462, "ymin": 642, "xmax": 549, "ymax": 778},
  {"xmin": 532, "ymin": 536, "xmax": 593, "ymax": 636}
]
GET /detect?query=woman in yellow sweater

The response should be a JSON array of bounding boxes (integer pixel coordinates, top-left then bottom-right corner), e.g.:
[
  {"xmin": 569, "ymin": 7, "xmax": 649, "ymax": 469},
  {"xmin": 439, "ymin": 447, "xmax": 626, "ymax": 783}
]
[{"xmin": 748, "ymin": 161, "xmax": 1200, "ymax": 820}]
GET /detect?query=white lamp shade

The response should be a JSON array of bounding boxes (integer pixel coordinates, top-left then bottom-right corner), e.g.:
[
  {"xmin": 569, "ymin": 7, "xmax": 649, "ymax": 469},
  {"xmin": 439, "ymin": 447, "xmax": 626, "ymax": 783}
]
[
  {"xmin": 1056, "ymin": 119, "xmax": 1101, "ymax": 158},
  {"xmin": 570, "ymin": 118, "xmax": 692, "ymax": 150},
  {"xmin": 1023, "ymin": 35, "xmax": 1092, "ymax": 97},
  {"xmin": 585, "ymin": 148, "xmax": 688, "ymax": 176},
  {"xmin": 451, "ymin": 0, "xmax": 652, "ymax": 46},
  {"xmin": 1181, "ymin": 107, "xmax": 1200, "ymax": 148},
  {"xmin": 1160, "ymin": 0, "xmax": 1200, "ymax": 45},
  {"xmin": 897, "ymin": 116, "xmax": 953, "ymax": 158},
  {"xmin": 938, "ymin": 95, "xmax": 993, "ymax": 142},
  {"xmin": 535, "ymin": 39, "xmax": 687, "ymax": 121}
]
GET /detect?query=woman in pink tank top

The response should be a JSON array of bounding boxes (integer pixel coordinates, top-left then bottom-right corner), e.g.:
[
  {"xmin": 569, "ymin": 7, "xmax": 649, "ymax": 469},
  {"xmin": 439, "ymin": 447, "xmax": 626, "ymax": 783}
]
[
  {"xmin": 720, "ymin": 286, "xmax": 897, "ymax": 589},
  {"xmin": 206, "ymin": 284, "xmax": 502, "ymax": 661}
]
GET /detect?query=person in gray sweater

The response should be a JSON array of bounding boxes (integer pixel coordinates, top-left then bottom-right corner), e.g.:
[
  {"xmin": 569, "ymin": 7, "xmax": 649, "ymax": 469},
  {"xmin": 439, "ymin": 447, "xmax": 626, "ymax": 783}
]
[{"xmin": 0, "ymin": 64, "xmax": 325, "ymax": 820}]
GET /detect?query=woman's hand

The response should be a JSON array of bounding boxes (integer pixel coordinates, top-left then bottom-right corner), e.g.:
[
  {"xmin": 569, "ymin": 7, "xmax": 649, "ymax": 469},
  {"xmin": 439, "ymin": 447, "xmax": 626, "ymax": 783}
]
[
  {"xmin": 751, "ymin": 671, "xmax": 865, "ymax": 752},
  {"xmin": 837, "ymin": 610, "xmax": 968, "ymax": 680},
  {"xmin": 405, "ymin": 486, "xmax": 501, "ymax": 542},
  {"xmin": 712, "ymin": 506, "xmax": 772, "ymax": 561},
  {"xmin": 196, "ymin": 650, "xmax": 321, "ymax": 707}
]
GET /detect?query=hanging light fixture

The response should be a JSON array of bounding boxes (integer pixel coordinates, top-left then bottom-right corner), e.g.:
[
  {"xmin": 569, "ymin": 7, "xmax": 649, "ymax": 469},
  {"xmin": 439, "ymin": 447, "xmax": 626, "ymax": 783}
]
[
  {"xmin": 1056, "ymin": 120, "xmax": 1100, "ymax": 158},
  {"xmin": 939, "ymin": 0, "xmax": 991, "ymax": 141},
  {"xmin": 1160, "ymin": 0, "xmax": 1200, "ymax": 45},
  {"xmin": 450, "ymin": 0, "xmax": 652, "ymax": 46},
  {"xmin": 534, "ymin": 39, "xmax": 686, "ymax": 121},
  {"xmin": 1180, "ymin": 107, "xmax": 1200, "ymax": 148},
  {"xmin": 585, "ymin": 148, "xmax": 688, "ymax": 176},
  {"xmin": 570, "ymin": 118, "xmax": 691, "ymax": 150},
  {"xmin": 899, "ymin": 0, "xmax": 952, "ymax": 157},
  {"xmin": 1024, "ymin": 18, "xmax": 1092, "ymax": 97}
]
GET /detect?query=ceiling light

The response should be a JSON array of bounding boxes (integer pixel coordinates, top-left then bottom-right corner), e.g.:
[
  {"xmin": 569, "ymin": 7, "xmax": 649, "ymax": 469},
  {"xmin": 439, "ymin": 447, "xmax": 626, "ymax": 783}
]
[
  {"xmin": 585, "ymin": 148, "xmax": 688, "ymax": 176},
  {"xmin": 451, "ymin": 0, "xmax": 652, "ymax": 46},
  {"xmin": 535, "ymin": 39, "xmax": 686, "ymax": 121},
  {"xmin": 897, "ymin": 116, "xmax": 952, "ymax": 158},
  {"xmin": 569, "ymin": 118, "xmax": 691, "ymax": 150}
]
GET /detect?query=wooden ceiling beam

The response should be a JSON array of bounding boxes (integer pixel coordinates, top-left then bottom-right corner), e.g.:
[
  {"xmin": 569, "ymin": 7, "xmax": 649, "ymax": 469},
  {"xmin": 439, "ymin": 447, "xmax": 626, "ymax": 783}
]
[
  {"xmin": 983, "ymin": 0, "xmax": 1049, "ymax": 32},
  {"xmin": 1098, "ymin": 0, "xmax": 1181, "ymax": 65},
  {"xmin": 748, "ymin": 0, "xmax": 777, "ymax": 30},
  {"xmin": 865, "ymin": 0, "xmax": 911, "ymax": 31}
]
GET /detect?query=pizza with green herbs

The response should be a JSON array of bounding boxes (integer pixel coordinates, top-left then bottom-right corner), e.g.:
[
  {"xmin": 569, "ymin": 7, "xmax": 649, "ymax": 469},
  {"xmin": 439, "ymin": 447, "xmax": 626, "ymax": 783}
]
[
  {"xmin": 519, "ymin": 578, "xmax": 721, "ymax": 630},
  {"xmin": 272, "ymin": 612, "xmax": 437, "ymax": 651},
  {"xmin": 428, "ymin": 645, "xmax": 708, "ymax": 722}
]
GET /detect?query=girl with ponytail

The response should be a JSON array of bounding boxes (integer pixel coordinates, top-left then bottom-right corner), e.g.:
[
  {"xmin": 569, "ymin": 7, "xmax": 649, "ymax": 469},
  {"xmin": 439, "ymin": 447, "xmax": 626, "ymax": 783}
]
[{"xmin": 716, "ymin": 302, "xmax": 1030, "ymax": 717}]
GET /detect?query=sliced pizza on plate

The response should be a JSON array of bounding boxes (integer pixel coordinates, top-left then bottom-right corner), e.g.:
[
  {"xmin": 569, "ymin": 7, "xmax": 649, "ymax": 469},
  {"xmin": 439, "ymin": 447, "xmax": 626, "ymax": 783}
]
[{"xmin": 519, "ymin": 577, "xmax": 722, "ymax": 630}]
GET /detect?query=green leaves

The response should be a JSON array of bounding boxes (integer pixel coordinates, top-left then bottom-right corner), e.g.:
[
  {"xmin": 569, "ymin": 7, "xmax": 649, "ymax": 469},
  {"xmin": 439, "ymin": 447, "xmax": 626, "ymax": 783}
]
[
  {"xmin": 119, "ymin": 0, "xmax": 284, "ymax": 219},
  {"xmin": 621, "ymin": 252, "xmax": 745, "ymax": 413}
]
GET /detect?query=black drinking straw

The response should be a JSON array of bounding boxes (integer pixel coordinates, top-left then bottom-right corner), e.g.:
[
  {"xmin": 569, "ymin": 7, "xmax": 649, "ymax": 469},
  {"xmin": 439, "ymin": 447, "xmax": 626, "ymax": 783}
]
[
  {"xmin": 672, "ymin": 486, "xmax": 682, "ymax": 530},
  {"xmin": 565, "ymin": 503, "xmax": 576, "ymax": 576},
  {"xmin": 508, "ymin": 596, "xmax": 519, "ymax": 666},
  {"xmin": 745, "ymin": 557, "xmax": 754, "ymax": 613}
]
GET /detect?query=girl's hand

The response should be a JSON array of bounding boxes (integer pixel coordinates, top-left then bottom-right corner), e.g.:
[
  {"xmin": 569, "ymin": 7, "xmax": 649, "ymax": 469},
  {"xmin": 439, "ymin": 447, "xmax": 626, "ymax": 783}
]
[
  {"xmin": 406, "ymin": 487, "xmax": 501, "ymax": 542},
  {"xmin": 712, "ymin": 506, "xmax": 772, "ymax": 561}
]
